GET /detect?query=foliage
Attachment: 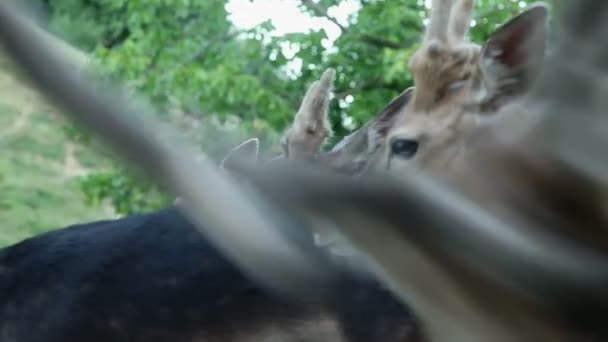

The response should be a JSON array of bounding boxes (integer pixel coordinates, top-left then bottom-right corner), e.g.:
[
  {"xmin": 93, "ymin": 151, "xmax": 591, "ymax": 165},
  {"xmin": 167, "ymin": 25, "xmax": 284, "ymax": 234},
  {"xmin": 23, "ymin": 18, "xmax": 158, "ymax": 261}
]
[
  {"xmin": 79, "ymin": 169, "xmax": 170, "ymax": 215},
  {"xmin": 37, "ymin": 0, "xmax": 544, "ymax": 215}
]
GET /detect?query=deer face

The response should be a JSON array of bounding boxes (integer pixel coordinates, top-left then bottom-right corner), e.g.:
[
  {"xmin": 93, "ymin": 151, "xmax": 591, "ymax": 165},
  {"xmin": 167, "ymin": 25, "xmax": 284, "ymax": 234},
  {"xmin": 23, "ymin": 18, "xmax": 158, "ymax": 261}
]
[{"xmin": 376, "ymin": 1, "xmax": 549, "ymax": 179}]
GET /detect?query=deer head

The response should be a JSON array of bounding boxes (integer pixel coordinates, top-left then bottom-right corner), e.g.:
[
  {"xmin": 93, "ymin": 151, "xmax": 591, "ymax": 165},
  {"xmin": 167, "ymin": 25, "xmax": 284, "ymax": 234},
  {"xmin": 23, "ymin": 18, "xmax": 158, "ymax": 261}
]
[
  {"xmin": 319, "ymin": 88, "xmax": 415, "ymax": 176},
  {"xmin": 373, "ymin": 1, "xmax": 549, "ymax": 179}
]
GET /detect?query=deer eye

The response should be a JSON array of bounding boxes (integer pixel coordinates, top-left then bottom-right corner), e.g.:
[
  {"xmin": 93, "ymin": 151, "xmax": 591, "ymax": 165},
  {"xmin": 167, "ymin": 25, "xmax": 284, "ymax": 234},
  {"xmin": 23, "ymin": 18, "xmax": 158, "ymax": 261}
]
[{"xmin": 390, "ymin": 138, "xmax": 419, "ymax": 159}]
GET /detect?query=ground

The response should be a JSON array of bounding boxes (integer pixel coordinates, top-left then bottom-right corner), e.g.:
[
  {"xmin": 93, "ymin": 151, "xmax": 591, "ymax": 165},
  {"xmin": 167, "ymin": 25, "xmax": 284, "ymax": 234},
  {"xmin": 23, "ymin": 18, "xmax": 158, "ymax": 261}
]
[{"xmin": 0, "ymin": 37, "xmax": 115, "ymax": 247}]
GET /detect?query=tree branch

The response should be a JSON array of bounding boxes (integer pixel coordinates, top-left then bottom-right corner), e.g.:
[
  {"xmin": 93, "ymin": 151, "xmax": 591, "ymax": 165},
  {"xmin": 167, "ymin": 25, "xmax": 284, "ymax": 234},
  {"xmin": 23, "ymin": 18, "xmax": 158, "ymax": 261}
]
[
  {"xmin": 300, "ymin": 0, "xmax": 347, "ymax": 32},
  {"xmin": 145, "ymin": 15, "xmax": 206, "ymax": 72},
  {"xmin": 299, "ymin": 0, "xmax": 406, "ymax": 50},
  {"xmin": 359, "ymin": 35, "xmax": 408, "ymax": 49},
  {"xmin": 149, "ymin": 30, "xmax": 243, "ymax": 84}
]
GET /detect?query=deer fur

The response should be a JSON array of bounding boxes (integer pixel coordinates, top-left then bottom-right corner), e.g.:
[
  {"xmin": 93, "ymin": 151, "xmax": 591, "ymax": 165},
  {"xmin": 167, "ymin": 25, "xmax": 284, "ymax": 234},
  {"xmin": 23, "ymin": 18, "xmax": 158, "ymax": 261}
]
[{"xmin": 0, "ymin": 206, "xmax": 425, "ymax": 342}]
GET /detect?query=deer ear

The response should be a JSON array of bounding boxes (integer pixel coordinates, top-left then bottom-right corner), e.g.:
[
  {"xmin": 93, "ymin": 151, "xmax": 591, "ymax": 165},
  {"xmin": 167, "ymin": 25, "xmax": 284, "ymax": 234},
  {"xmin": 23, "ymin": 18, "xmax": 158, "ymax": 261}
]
[
  {"xmin": 220, "ymin": 138, "xmax": 260, "ymax": 171},
  {"xmin": 480, "ymin": 4, "xmax": 549, "ymax": 92},
  {"xmin": 367, "ymin": 87, "xmax": 414, "ymax": 154}
]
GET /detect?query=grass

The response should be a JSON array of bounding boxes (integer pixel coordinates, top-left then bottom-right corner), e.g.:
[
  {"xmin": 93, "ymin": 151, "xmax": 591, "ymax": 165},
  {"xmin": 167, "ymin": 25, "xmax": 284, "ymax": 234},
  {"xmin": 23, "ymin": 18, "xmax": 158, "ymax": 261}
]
[{"xmin": 0, "ymin": 37, "xmax": 114, "ymax": 247}]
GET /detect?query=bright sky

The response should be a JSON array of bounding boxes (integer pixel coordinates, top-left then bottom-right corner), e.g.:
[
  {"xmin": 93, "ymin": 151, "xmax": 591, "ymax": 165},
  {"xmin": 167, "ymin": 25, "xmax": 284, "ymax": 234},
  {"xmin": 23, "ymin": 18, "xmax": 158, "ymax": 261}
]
[
  {"xmin": 226, "ymin": 0, "xmax": 361, "ymax": 45},
  {"xmin": 225, "ymin": 0, "xmax": 362, "ymax": 80}
]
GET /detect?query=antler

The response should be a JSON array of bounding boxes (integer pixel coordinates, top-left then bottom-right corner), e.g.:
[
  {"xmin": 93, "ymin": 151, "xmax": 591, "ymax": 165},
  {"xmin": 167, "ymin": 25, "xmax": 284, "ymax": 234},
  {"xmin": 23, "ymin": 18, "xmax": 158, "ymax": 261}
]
[
  {"xmin": 424, "ymin": 0, "xmax": 475, "ymax": 43},
  {"xmin": 409, "ymin": 0, "xmax": 478, "ymax": 111},
  {"xmin": 282, "ymin": 68, "xmax": 335, "ymax": 159},
  {"xmin": 425, "ymin": 0, "xmax": 455, "ymax": 44},
  {"xmin": 448, "ymin": 0, "xmax": 475, "ymax": 42}
]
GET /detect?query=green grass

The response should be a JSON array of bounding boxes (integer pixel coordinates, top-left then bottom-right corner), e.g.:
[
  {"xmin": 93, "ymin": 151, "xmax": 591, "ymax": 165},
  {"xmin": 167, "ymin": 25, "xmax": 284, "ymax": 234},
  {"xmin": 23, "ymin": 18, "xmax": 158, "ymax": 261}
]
[
  {"xmin": 0, "ymin": 44, "xmax": 113, "ymax": 247},
  {"xmin": 0, "ymin": 102, "xmax": 17, "ymax": 127}
]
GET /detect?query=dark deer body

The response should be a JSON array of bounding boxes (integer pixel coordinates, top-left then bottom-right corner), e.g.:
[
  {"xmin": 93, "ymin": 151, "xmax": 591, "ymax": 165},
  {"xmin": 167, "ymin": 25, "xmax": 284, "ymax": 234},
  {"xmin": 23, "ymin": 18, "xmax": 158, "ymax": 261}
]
[{"xmin": 0, "ymin": 206, "xmax": 423, "ymax": 342}]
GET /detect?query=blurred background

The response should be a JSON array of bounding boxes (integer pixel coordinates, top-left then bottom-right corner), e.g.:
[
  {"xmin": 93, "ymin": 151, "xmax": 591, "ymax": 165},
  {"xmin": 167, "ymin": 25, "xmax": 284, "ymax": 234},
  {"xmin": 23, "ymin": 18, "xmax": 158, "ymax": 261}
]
[{"xmin": 0, "ymin": 0, "xmax": 548, "ymax": 246}]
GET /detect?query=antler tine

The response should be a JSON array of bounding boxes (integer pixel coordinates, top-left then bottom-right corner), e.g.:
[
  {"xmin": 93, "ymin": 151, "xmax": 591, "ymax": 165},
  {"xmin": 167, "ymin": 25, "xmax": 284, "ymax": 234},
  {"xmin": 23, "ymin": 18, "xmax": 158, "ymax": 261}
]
[
  {"xmin": 425, "ymin": 0, "xmax": 456, "ymax": 44},
  {"xmin": 300, "ymin": 68, "xmax": 335, "ymax": 116},
  {"xmin": 448, "ymin": 0, "xmax": 476, "ymax": 42},
  {"xmin": 282, "ymin": 68, "xmax": 335, "ymax": 159}
]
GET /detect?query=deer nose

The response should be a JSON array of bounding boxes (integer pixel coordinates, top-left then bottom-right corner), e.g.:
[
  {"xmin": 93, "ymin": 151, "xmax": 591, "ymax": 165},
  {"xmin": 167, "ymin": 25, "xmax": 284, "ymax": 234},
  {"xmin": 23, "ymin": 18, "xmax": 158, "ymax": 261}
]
[{"xmin": 390, "ymin": 138, "xmax": 419, "ymax": 159}]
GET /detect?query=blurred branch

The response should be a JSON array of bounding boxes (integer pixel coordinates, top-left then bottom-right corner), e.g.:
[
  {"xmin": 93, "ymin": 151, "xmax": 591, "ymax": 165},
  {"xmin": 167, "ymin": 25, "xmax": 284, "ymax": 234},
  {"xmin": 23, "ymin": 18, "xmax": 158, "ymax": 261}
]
[
  {"xmin": 145, "ymin": 15, "xmax": 207, "ymax": 72},
  {"xmin": 189, "ymin": 31, "xmax": 242, "ymax": 63},
  {"xmin": 150, "ymin": 30, "xmax": 242, "ymax": 83},
  {"xmin": 359, "ymin": 34, "xmax": 408, "ymax": 49},
  {"xmin": 102, "ymin": 27, "xmax": 130, "ymax": 49},
  {"xmin": 300, "ymin": 0, "xmax": 347, "ymax": 32},
  {"xmin": 299, "ymin": 0, "xmax": 405, "ymax": 50}
]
